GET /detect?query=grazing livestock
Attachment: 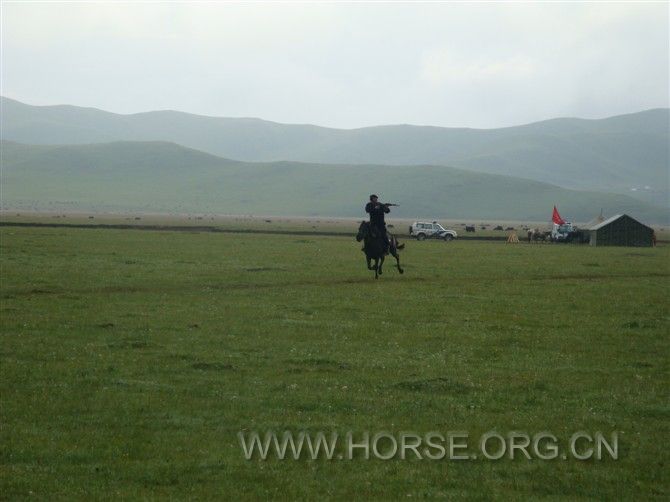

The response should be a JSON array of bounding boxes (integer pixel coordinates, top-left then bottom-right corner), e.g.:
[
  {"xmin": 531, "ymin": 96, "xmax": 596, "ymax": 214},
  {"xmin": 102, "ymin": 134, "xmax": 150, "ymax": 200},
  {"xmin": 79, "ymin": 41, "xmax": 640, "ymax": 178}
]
[
  {"xmin": 528, "ymin": 228, "xmax": 550, "ymax": 242},
  {"xmin": 465, "ymin": 225, "xmax": 476, "ymax": 233}
]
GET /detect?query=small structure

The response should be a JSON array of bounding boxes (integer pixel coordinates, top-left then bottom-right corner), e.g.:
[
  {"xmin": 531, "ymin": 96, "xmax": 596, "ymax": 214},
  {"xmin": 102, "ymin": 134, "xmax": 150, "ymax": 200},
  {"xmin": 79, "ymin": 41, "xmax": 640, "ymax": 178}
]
[
  {"xmin": 584, "ymin": 209, "xmax": 606, "ymax": 228},
  {"xmin": 506, "ymin": 231, "xmax": 519, "ymax": 243},
  {"xmin": 589, "ymin": 214, "xmax": 654, "ymax": 247}
]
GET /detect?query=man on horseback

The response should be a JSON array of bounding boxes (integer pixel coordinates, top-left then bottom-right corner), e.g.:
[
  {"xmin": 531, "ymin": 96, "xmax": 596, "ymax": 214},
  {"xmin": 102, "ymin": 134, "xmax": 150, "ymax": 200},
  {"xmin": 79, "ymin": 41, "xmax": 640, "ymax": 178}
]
[
  {"xmin": 365, "ymin": 194, "xmax": 391, "ymax": 251},
  {"xmin": 357, "ymin": 195, "xmax": 404, "ymax": 278}
]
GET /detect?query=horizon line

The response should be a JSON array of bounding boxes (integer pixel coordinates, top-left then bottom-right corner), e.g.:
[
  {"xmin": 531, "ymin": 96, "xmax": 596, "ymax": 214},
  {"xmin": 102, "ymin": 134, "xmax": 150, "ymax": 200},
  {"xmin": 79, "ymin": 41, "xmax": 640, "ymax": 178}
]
[{"xmin": 2, "ymin": 94, "xmax": 667, "ymax": 132}]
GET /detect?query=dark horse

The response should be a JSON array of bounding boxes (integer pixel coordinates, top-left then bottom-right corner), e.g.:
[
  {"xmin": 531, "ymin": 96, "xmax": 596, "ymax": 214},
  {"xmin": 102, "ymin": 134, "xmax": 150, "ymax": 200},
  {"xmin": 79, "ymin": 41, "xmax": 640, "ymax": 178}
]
[{"xmin": 356, "ymin": 221, "xmax": 404, "ymax": 279}]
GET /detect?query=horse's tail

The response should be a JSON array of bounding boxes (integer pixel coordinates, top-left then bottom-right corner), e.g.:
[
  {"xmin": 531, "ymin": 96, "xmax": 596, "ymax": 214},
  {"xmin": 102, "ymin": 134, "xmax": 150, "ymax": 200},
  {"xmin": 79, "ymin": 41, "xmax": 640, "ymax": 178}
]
[{"xmin": 390, "ymin": 235, "xmax": 404, "ymax": 250}]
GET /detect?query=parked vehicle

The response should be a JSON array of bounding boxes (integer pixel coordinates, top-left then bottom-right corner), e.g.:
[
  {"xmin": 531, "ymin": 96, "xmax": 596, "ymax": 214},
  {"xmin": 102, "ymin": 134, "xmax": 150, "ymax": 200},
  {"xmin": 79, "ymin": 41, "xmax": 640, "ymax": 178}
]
[
  {"xmin": 551, "ymin": 222, "xmax": 589, "ymax": 243},
  {"xmin": 551, "ymin": 222, "xmax": 574, "ymax": 241},
  {"xmin": 409, "ymin": 221, "xmax": 458, "ymax": 241}
]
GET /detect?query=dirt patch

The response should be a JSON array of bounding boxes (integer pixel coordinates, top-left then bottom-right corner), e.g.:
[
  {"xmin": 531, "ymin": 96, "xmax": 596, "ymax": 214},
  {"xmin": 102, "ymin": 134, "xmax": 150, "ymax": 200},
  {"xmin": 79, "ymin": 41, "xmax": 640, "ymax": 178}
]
[
  {"xmin": 286, "ymin": 358, "xmax": 351, "ymax": 373},
  {"xmin": 192, "ymin": 362, "xmax": 235, "ymax": 371},
  {"xmin": 108, "ymin": 339, "xmax": 150, "ymax": 349},
  {"xmin": 393, "ymin": 377, "xmax": 473, "ymax": 394}
]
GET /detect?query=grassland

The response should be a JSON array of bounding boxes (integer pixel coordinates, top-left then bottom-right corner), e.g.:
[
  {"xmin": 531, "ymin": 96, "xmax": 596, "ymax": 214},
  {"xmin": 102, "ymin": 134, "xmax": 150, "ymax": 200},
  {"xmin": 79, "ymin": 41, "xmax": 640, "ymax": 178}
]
[{"xmin": 1, "ymin": 226, "xmax": 668, "ymax": 499}]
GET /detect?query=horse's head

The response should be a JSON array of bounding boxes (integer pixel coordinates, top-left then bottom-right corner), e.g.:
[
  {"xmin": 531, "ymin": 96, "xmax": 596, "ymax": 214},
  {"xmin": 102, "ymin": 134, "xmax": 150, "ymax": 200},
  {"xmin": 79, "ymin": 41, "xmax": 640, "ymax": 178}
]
[{"xmin": 356, "ymin": 221, "xmax": 368, "ymax": 242}]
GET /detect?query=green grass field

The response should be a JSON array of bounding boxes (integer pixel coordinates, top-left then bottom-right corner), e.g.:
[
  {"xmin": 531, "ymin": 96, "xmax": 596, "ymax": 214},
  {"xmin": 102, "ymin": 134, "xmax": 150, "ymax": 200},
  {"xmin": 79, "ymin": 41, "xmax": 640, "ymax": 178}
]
[{"xmin": 1, "ymin": 226, "xmax": 668, "ymax": 499}]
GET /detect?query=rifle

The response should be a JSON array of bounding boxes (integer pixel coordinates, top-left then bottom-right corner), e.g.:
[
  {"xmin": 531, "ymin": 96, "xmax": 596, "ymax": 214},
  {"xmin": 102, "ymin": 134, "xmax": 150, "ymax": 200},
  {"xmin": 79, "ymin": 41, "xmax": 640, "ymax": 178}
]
[{"xmin": 382, "ymin": 203, "xmax": 399, "ymax": 207}]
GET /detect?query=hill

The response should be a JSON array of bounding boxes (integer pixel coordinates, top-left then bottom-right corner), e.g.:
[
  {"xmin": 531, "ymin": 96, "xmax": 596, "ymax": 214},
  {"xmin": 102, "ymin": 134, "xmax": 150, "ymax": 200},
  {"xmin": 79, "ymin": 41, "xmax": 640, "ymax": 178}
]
[
  {"xmin": 1, "ymin": 140, "xmax": 666, "ymax": 223},
  {"xmin": 2, "ymin": 97, "xmax": 667, "ymax": 206}
]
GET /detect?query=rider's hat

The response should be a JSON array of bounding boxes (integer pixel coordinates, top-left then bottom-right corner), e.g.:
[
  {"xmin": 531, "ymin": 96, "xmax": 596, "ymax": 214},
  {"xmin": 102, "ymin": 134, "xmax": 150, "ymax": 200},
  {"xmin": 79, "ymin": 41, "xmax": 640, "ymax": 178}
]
[{"xmin": 369, "ymin": 194, "xmax": 378, "ymax": 200}]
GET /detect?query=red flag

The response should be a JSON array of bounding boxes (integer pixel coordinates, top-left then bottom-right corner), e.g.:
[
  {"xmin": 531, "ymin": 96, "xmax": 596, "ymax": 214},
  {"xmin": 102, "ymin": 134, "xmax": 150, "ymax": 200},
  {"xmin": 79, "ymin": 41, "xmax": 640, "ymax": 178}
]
[{"xmin": 552, "ymin": 206, "xmax": 565, "ymax": 225}]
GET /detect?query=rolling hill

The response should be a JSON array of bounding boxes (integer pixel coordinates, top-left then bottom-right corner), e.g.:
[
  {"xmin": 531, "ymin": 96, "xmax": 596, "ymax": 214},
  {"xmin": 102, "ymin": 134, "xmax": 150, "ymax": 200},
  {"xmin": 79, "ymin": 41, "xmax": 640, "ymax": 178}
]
[
  {"xmin": 1, "ymin": 140, "xmax": 666, "ymax": 223},
  {"xmin": 2, "ymin": 96, "xmax": 668, "ymax": 206}
]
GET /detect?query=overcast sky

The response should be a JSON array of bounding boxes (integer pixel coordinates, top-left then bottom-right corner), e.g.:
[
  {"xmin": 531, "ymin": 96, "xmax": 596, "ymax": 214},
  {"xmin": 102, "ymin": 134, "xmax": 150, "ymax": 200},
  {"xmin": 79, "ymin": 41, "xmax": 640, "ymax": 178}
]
[{"xmin": 2, "ymin": 1, "xmax": 668, "ymax": 129}]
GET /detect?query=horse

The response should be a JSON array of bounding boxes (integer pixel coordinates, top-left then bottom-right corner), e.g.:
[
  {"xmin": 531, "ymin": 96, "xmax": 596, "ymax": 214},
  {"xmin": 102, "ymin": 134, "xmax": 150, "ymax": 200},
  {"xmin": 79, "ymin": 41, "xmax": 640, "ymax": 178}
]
[
  {"xmin": 356, "ymin": 221, "xmax": 404, "ymax": 279},
  {"xmin": 528, "ymin": 228, "xmax": 550, "ymax": 243}
]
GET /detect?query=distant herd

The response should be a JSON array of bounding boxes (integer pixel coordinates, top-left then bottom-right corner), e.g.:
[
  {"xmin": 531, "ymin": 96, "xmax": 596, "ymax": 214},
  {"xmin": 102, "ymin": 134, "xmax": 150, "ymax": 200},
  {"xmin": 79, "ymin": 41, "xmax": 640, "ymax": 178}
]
[
  {"xmin": 526, "ymin": 229, "xmax": 552, "ymax": 242},
  {"xmin": 461, "ymin": 223, "xmax": 527, "ymax": 233},
  {"xmin": 460, "ymin": 223, "xmax": 552, "ymax": 242}
]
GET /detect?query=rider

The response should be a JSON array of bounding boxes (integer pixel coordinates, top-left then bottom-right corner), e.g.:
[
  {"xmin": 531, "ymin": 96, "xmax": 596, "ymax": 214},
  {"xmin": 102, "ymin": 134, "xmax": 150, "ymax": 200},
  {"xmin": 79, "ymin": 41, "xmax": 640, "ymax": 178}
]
[{"xmin": 365, "ymin": 194, "xmax": 391, "ymax": 251}]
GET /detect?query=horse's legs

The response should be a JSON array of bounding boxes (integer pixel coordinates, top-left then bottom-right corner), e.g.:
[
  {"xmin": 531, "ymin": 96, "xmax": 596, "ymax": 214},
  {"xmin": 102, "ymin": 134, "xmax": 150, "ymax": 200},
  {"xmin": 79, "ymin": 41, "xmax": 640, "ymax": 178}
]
[
  {"xmin": 378, "ymin": 255, "xmax": 385, "ymax": 276},
  {"xmin": 366, "ymin": 256, "xmax": 375, "ymax": 270},
  {"xmin": 390, "ymin": 249, "xmax": 404, "ymax": 274},
  {"xmin": 374, "ymin": 257, "xmax": 379, "ymax": 279}
]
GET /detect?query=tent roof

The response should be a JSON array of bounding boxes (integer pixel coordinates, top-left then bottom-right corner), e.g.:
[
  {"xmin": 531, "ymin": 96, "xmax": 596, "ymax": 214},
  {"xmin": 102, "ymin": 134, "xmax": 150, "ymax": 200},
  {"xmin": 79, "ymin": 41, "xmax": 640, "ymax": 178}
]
[
  {"xmin": 589, "ymin": 214, "xmax": 623, "ymax": 230},
  {"xmin": 589, "ymin": 214, "xmax": 653, "ymax": 231}
]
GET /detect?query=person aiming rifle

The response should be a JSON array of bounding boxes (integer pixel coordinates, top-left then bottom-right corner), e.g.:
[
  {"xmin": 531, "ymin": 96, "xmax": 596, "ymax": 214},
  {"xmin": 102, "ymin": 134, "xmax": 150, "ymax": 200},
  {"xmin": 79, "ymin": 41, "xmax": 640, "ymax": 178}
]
[{"xmin": 364, "ymin": 194, "xmax": 398, "ymax": 251}]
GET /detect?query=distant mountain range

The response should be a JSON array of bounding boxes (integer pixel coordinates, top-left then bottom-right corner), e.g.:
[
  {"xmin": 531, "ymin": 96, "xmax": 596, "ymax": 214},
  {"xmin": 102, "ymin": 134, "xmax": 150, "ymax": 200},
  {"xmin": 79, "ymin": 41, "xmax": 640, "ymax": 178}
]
[
  {"xmin": 2, "ymin": 96, "xmax": 668, "ymax": 208},
  {"xmin": 2, "ymin": 140, "xmax": 666, "ymax": 223}
]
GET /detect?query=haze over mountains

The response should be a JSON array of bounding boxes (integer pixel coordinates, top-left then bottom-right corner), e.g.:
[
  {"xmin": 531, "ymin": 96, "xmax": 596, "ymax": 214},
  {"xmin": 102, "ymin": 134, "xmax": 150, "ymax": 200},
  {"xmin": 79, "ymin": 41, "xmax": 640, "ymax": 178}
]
[
  {"xmin": 2, "ymin": 140, "xmax": 666, "ymax": 223},
  {"xmin": 1, "ymin": 96, "xmax": 668, "ymax": 222},
  {"xmin": 3, "ymin": 97, "xmax": 668, "ymax": 203}
]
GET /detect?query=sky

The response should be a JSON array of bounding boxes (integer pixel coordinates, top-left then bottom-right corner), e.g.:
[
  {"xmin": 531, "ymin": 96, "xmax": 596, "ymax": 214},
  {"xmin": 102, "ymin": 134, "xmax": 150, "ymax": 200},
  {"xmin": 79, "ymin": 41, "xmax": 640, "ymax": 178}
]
[{"xmin": 1, "ymin": 1, "xmax": 668, "ymax": 129}]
